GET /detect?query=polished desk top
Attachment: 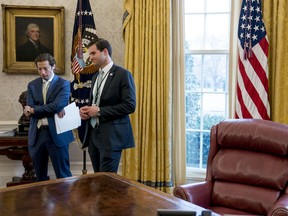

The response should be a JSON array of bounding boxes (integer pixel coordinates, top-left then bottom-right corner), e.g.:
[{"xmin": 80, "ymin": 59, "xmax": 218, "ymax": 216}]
[{"xmin": 0, "ymin": 172, "xmax": 218, "ymax": 216}]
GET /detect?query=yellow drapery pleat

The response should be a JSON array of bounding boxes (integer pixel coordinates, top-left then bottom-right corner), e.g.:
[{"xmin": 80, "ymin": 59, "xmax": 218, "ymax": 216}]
[
  {"xmin": 263, "ymin": 0, "xmax": 288, "ymax": 123},
  {"xmin": 122, "ymin": 0, "xmax": 172, "ymax": 193}
]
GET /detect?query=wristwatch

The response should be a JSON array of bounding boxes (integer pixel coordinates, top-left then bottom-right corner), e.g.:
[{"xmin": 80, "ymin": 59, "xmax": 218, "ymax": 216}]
[{"xmin": 97, "ymin": 108, "xmax": 101, "ymax": 116}]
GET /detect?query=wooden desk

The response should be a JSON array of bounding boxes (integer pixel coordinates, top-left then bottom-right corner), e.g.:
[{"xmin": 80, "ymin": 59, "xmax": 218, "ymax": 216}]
[
  {"xmin": 0, "ymin": 173, "xmax": 219, "ymax": 216},
  {"xmin": 0, "ymin": 135, "xmax": 36, "ymax": 186}
]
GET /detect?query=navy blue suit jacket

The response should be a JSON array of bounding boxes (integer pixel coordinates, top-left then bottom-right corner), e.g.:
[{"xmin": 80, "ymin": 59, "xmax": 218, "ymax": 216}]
[
  {"xmin": 27, "ymin": 75, "xmax": 74, "ymax": 147},
  {"xmin": 82, "ymin": 64, "xmax": 136, "ymax": 150}
]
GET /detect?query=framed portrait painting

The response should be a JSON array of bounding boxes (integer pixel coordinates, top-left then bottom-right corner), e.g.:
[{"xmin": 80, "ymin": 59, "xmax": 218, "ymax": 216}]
[{"xmin": 2, "ymin": 5, "xmax": 65, "ymax": 74}]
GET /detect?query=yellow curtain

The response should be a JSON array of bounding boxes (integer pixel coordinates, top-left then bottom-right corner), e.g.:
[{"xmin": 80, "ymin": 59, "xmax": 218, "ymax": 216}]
[
  {"xmin": 122, "ymin": 0, "xmax": 172, "ymax": 193},
  {"xmin": 263, "ymin": 0, "xmax": 288, "ymax": 123}
]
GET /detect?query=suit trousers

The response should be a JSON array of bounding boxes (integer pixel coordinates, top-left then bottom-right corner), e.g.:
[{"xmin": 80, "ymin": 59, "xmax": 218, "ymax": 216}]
[
  {"xmin": 28, "ymin": 127, "xmax": 72, "ymax": 181},
  {"xmin": 88, "ymin": 127, "xmax": 122, "ymax": 173}
]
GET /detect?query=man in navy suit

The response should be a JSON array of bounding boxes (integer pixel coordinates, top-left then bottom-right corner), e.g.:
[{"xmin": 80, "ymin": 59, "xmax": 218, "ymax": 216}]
[
  {"xmin": 80, "ymin": 38, "xmax": 136, "ymax": 173},
  {"xmin": 23, "ymin": 53, "xmax": 74, "ymax": 181}
]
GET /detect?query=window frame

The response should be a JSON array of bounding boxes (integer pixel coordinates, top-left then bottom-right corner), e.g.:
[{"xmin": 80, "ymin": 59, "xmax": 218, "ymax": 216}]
[{"xmin": 183, "ymin": 0, "xmax": 241, "ymax": 182}]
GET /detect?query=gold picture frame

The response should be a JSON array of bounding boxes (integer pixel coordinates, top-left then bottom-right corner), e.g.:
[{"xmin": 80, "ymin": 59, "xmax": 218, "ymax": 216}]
[{"xmin": 2, "ymin": 5, "xmax": 65, "ymax": 74}]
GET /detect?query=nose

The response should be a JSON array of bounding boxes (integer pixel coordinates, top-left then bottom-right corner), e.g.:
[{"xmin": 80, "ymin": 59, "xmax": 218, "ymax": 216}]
[{"xmin": 39, "ymin": 69, "xmax": 46, "ymax": 75}]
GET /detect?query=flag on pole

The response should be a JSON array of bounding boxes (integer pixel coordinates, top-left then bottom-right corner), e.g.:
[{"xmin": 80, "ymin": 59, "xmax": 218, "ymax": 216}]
[
  {"xmin": 71, "ymin": 0, "xmax": 98, "ymax": 143},
  {"xmin": 235, "ymin": 0, "xmax": 270, "ymax": 120}
]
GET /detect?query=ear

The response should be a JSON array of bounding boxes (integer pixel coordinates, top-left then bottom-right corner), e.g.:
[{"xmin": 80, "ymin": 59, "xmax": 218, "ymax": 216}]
[{"xmin": 103, "ymin": 48, "xmax": 109, "ymax": 56}]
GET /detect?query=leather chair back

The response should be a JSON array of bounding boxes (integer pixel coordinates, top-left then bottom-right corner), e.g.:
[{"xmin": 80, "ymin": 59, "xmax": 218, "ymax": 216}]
[{"xmin": 207, "ymin": 119, "xmax": 288, "ymax": 214}]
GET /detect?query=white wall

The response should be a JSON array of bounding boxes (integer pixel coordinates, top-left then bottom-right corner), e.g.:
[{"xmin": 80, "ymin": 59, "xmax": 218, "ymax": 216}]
[{"xmin": 0, "ymin": 0, "xmax": 124, "ymax": 187}]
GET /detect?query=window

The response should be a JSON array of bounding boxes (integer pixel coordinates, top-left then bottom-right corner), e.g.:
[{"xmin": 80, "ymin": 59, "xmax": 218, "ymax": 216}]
[{"xmin": 184, "ymin": 0, "xmax": 231, "ymax": 174}]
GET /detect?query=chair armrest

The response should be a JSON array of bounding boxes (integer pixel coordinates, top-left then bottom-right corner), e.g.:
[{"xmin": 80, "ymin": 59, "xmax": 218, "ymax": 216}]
[
  {"xmin": 268, "ymin": 193, "xmax": 288, "ymax": 216},
  {"xmin": 173, "ymin": 181, "xmax": 213, "ymax": 208}
]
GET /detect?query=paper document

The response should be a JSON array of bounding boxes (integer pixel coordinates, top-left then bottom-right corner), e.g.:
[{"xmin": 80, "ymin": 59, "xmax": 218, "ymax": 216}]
[{"xmin": 54, "ymin": 102, "xmax": 81, "ymax": 134}]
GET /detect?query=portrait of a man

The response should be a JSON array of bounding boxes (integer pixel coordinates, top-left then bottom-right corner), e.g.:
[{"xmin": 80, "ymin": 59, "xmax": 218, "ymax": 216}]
[{"xmin": 16, "ymin": 18, "xmax": 54, "ymax": 62}]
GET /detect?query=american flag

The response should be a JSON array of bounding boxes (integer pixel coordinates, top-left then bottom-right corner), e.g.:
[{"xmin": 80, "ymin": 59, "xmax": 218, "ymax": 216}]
[
  {"xmin": 235, "ymin": 0, "xmax": 270, "ymax": 120},
  {"xmin": 70, "ymin": 0, "xmax": 98, "ymax": 143}
]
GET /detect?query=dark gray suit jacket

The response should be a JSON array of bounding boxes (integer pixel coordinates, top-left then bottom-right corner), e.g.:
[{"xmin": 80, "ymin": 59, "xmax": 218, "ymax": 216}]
[{"xmin": 82, "ymin": 64, "xmax": 136, "ymax": 150}]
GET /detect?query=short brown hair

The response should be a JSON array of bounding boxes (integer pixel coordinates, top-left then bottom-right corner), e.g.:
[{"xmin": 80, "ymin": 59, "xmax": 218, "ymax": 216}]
[
  {"xmin": 88, "ymin": 38, "xmax": 112, "ymax": 57},
  {"xmin": 34, "ymin": 53, "xmax": 56, "ymax": 67}
]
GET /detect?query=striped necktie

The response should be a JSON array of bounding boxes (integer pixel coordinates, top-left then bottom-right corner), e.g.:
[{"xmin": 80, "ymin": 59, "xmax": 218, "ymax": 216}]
[
  {"xmin": 93, "ymin": 70, "xmax": 104, "ymax": 105},
  {"xmin": 91, "ymin": 70, "xmax": 104, "ymax": 128}
]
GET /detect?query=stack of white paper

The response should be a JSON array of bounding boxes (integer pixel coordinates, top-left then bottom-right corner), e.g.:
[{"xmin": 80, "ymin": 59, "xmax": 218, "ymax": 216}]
[
  {"xmin": 54, "ymin": 102, "xmax": 81, "ymax": 134},
  {"xmin": 0, "ymin": 128, "xmax": 17, "ymax": 137}
]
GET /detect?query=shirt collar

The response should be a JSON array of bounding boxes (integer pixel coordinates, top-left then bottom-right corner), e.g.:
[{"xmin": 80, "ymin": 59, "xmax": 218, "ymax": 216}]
[
  {"xmin": 100, "ymin": 61, "xmax": 113, "ymax": 75},
  {"xmin": 43, "ymin": 73, "xmax": 54, "ymax": 83},
  {"xmin": 29, "ymin": 38, "xmax": 38, "ymax": 46}
]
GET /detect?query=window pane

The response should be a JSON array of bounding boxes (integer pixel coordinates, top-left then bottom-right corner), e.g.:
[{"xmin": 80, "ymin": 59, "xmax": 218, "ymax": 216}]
[
  {"xmin": 203, "ymin": 112, "xmax": 225, "ymax": 130},
  {"xmin": 186, "ymin": 131, "xmax": 200, "ymax": 168},
  {"xmin": 203, "ymin": 93, "xmax": 226, "ymax": 115},
  {"xmin": 206, "ymin": 0, "xmax": 230, "ymax": 13},
  {"xmin": 185, "ymin": 0, "xmax": 204, "ymax": 13},
  {"xmin": 185, "ymin": 54, "xmax": 201, "ymax": 91},
  {"xmin": 203, "ymin": 55, "xmax": 227, "ymax": 92},
  {"xmin": 202, "ymin": 132, "xmax": 210, "ymax": 168},
  {"xmin": 202, "ymin": 92, "xmax": 226, "ymax": 131},
  {"xmin": 186, "ymin": 92, "xmax": 201, "ymax": 129},
  {"xmin": 185, "ymin": 14, "xmax": 204, "ymax": 49},
  {"xmin": 205, "ymin": 14, "xmax": 230, "ymax": 49}
]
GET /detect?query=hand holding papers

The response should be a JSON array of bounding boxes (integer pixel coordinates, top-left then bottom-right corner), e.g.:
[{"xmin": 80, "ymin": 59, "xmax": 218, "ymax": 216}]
[{"xmin": 54, "ymin": 102, "xmax": 81, "ymax": 134}]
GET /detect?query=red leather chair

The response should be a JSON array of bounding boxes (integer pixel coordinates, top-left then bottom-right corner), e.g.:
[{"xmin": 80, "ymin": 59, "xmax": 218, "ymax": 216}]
[{"xmin": 173, "ymin": 119, "xmax": 288, "ymax": 216}]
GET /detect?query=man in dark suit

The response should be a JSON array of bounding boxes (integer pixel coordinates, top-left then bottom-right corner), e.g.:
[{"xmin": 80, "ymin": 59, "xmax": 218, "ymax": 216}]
[
  {"xmin": 80, "ymin": 38, "xmax": 136, "ymax": 173},
  {"xmin": 23, "ymin": 53, "xmax": 74, "ymax": 181},
  {"xmin": 16, "ymin": 23, "xmax": 51, "ymax": 62}
]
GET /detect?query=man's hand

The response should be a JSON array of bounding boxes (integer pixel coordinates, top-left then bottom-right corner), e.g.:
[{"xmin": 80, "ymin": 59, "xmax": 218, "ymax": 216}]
[
  {"xmin": 57, "ymin": 109, "xmax": 65, "ymax": 118},
  {"xmin": 24, "ymin": 106, "xmax": 34, "ymax": 117},
  {"xmin": 80, "ymin": 105, "xmax": 100, "ymax": 120}
]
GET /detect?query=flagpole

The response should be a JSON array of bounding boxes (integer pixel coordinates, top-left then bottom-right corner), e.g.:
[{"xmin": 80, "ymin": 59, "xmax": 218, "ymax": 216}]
[
  {"xmin": 71, "ymin": 0, "xmax": 97, "ymax": 176},
  {"xmin": 82, "ymin": 150, "xmax": 87, "ymax": 175}
]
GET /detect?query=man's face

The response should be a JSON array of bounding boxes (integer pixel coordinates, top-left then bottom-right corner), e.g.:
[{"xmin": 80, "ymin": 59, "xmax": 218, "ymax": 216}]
[
  {"xmin": 37, "ymin": 61, "xmax": 54, "ymax": 81},
  {"xmin": 88, "ymin": 44, "xmax": 106, "ymax": 68},
  {"xmin": 27, "ymin": 27, "xmax": 40, "ymax": 41}
]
